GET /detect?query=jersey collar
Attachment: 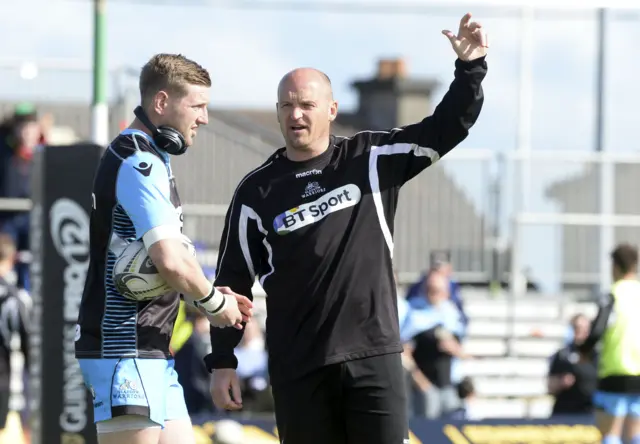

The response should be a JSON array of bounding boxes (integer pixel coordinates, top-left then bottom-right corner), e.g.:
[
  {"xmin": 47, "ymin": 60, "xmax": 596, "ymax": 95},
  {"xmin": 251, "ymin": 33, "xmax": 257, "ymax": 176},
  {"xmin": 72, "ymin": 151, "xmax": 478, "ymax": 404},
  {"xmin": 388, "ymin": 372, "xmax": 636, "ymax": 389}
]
[{"xmin": 120, "ymin": 129, "xmax": 170, "ymax": 164}]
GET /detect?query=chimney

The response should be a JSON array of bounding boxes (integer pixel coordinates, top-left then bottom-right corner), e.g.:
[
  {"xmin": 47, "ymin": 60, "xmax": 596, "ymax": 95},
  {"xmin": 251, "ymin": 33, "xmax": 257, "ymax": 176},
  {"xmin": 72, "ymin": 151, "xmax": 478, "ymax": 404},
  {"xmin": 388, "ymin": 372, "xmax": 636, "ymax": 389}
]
[
  {"xmin": 350, "ymin": 57, "xmax": 439, "ymax": 130},
  {"xmin": 376, "ymin": 59, "xmax": 407, "ymax": 80}
]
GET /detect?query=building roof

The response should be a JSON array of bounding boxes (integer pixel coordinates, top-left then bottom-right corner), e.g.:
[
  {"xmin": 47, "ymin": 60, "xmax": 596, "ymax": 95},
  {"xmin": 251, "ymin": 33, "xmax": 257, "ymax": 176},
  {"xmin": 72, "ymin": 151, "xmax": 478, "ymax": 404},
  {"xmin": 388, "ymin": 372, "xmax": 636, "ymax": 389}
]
[
  {"xmin": 1, "ymin": 94, "xmax": 493, "ymax": 280},
  {"xmin": 210, "ymin": 108, "xmax": 363, "ymax": 142},
  {"xmin": 546, "ymin": 162, "xmax": 640, "ymax": 287}
]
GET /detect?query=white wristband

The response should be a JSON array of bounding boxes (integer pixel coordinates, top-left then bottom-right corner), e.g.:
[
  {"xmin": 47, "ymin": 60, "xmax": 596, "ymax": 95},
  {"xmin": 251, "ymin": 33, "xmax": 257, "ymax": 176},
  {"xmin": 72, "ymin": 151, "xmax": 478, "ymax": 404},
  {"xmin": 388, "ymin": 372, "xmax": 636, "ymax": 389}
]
[{"xmin": 194, "ymin": 286, "xmax": 226, "ymax": 315}]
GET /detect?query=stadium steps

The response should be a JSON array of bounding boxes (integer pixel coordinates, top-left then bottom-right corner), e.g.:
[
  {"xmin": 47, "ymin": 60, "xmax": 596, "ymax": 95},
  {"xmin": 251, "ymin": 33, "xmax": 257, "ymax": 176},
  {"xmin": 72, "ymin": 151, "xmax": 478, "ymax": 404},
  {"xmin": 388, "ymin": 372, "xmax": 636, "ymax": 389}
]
[
  {"xmin": 467, "ymin": 396, "xmax": 553, "ymax": 419},
  {"xmin": 458, "ymin": 358, "xmax": 549, "ymax": 378},
  {"xmin": 463, "ymin": 337, "xmax": 562, "ymax": 358},
  {"xmin": 455, "ymin": 294, "xmax": 597, "ymax": 418}
]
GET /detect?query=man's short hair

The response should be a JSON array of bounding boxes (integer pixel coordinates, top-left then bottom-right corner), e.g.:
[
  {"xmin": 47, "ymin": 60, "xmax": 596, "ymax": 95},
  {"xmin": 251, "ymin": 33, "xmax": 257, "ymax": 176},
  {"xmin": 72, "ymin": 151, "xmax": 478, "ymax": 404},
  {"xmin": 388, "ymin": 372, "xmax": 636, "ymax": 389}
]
[
  {"xmin": 0, "ymin": 234, "xmax": 16, "ymax": 262},
  {"xmin": 570, "ymin": 313, "xmax": 587, "ymax": 325},
  {"xmin": 139, "ymin": 53, "xmax": 211, "ymax": 106},
  {"xmin": 429, "ymin": 250, "xmax": 451, "ymax": 269},
  {"xmin": 457, "ymin": 376, "xmax": 475, "ymax": 400},
  {"xmin": 611, "ymin": 243, "xmax": 638, "ymax": 275}
]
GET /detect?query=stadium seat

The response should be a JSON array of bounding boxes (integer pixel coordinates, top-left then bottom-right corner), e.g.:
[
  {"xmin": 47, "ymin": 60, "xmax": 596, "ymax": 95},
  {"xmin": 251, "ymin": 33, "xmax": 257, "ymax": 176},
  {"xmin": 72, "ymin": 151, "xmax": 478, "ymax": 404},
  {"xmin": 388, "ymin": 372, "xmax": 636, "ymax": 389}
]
[
  {"xmin": 527, "ymin": 396, "xmax": 555, "ymax": 418},
  {"xmin": 511, "ymin": 339, "xmax": 562, "ymax": 357},
  {"xmin": 471, "ymin": 397, "xmax": 528, "ymax": 418},
  {"xmin": 463, "ymin": 299, "xmax": 561, "ymax": 320},
  {"xmin": 458, "ymin": 358, "xmax": 549, "ymax": 378},
  {"xmin": 463, "ymin": 338, "xmax": 507, "ymax": 356},
  {"xmin": 466, "ymin": 320, "xmax": 567, "ymax": 339},
  {"xmin": 473, "ymin": 377, "xmax": 547, "ymax": 398}
]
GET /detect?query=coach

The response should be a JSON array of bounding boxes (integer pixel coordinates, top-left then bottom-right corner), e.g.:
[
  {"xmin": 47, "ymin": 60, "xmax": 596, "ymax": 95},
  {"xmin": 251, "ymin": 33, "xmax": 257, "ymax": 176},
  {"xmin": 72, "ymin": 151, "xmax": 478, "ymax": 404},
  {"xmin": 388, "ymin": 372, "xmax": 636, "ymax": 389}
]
[{"xmin": 206, "ymin": 13, "xmax": 489, "ymax": 444}]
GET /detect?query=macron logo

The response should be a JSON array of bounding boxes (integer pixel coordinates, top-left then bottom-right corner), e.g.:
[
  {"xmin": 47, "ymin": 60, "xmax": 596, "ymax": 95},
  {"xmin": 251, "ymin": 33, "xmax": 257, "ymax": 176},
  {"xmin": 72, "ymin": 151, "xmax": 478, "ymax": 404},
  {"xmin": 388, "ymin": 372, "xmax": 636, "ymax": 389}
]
[
  {"xmin": 295, "ymin": 169, "xmax": 322, "ymax": 179},
  {"xmin": 272, "ymin": 184, "xmax": 361, "ymax": 235}
]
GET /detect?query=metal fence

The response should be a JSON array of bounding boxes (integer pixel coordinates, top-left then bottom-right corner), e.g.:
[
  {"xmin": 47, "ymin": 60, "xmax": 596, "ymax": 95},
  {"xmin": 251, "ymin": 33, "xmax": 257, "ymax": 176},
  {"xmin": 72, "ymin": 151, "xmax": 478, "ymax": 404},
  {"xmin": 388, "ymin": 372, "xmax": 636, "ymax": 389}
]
[
  {"xmin": 171, "ymin": 146, "xmax": 499, "ymax": 285},
  {"xmin": 170, "ymin": 148, "xmax": 640, "ymax": 295},
  {"xmin": 3, "ymin": 95, "xmax": 640, "ymax": 296},
  {"xmin": 5, "ymin": 147, "xmax": 640, "ymax": 296},
  {"xmin": 507, "ymin": 150, "xmax": 640, "ymax": 299}
]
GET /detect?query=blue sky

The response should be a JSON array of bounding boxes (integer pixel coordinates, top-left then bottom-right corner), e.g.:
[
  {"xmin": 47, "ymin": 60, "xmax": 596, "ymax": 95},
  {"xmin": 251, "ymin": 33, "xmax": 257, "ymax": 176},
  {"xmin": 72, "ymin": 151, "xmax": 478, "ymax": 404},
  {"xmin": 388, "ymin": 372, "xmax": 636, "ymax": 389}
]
[{"xmin": 3, "ymin": 0, "xmax": 640, "ymax": 291}]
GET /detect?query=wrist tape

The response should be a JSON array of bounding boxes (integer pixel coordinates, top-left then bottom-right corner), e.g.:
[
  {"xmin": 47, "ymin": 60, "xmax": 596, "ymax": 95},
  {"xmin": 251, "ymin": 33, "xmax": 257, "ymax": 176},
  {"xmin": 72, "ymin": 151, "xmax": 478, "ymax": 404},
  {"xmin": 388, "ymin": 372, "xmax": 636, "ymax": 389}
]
[{"xmin": 194, "ymin": 286, "xmax": 226, "ymax": 315}]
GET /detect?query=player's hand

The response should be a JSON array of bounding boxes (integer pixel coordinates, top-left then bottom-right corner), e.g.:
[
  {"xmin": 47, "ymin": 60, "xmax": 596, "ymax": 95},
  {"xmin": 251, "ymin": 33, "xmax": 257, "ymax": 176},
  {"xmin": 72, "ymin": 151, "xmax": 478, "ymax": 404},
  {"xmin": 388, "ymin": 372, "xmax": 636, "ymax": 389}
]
[
  {"xmin": 206, "ymin": 287, "xmax": 253, "ymax": 330},
  {"xmin": 442, "ymin": 13, "xmax": 488, "ymax": 61},
  {"xmin": 211, "ymin": 368, "xmax": 243, "ymax": 411}
]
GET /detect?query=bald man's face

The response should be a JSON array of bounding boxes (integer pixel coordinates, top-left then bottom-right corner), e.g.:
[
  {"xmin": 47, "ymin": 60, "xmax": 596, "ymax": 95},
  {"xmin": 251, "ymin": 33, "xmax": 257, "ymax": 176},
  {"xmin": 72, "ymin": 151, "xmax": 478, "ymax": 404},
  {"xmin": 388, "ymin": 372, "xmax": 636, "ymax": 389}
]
[
  {"xmin": 425, "ymin": 273, "xmax": 449, "ymax": 304},
  {"xmin": 277, "ymin": 69, "xmax": 338, "ymax": 152}
]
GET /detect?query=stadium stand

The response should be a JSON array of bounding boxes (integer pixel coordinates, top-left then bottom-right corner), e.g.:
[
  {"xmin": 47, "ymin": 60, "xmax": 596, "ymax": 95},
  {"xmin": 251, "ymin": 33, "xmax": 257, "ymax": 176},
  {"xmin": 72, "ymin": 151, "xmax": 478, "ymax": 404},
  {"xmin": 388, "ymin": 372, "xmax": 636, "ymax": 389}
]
[{"xmin": 455, "ymin": 290, "xmax": 598, "ymax": 418}]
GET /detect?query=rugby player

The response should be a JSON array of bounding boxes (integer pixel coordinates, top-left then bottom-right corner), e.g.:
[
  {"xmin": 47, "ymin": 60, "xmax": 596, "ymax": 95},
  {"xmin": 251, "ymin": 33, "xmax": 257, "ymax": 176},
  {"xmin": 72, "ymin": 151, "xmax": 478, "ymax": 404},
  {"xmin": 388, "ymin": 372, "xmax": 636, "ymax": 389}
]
[
  {"xmin": 75, "ymin": 53, "xmax": 253, "ymax": 444},
  {"xmin": 206, "ymin": 13, "xmax": 488, "ymax": 444},
  {"xmin": 580, "ymin": 243, "xmax": 640, "ymax": 444}
]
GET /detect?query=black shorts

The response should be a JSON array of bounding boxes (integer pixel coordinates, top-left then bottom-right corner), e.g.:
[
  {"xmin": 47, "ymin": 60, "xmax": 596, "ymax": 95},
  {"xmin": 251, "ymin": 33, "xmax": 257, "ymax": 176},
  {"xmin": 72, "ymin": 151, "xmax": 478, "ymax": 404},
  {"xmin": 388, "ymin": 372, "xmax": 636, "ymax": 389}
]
[{"xmin": 271, "ymin": 353, "xmax": 408, "ymax": 444}]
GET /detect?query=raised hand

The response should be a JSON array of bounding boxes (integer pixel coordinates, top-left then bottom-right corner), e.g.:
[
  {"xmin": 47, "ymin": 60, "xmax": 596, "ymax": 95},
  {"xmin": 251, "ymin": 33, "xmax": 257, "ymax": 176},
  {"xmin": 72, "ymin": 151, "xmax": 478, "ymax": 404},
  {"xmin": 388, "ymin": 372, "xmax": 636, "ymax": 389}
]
[{"xmin": 442, "ymin": 13, "xmax": 489, "ymax": 61}]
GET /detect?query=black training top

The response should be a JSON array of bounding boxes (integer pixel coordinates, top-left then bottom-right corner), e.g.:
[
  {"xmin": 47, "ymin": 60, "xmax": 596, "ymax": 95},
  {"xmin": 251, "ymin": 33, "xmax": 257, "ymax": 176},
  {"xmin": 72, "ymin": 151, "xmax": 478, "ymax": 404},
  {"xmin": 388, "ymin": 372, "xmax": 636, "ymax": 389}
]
[{"xmin": 205, "ymin": 56, "xmax": 487, "ymax": 386}]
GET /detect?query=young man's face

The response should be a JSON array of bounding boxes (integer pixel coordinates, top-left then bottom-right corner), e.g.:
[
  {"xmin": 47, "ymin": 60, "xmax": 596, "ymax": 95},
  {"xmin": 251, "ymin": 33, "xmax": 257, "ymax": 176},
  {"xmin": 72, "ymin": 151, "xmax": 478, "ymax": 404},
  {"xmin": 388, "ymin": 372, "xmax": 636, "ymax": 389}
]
[{"xmin": 157, "ymin": 83, "xmax": 210, "ymax": 148}]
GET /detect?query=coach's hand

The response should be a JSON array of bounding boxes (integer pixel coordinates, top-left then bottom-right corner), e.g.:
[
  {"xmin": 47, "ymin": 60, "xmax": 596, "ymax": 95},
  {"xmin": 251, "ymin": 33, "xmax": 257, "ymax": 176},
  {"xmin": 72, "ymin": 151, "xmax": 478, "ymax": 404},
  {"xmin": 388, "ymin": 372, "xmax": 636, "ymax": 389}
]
[
  {"xmin": 206, "ymin": 287, "xmax": 253, "ymax": 330},
  {"xmin": 442, "ymin": 13, "xmax": 488, "ymax": 61},
  {"xmin": 211, "ymin": 368, "xmax": 243, "ymax": 411}
]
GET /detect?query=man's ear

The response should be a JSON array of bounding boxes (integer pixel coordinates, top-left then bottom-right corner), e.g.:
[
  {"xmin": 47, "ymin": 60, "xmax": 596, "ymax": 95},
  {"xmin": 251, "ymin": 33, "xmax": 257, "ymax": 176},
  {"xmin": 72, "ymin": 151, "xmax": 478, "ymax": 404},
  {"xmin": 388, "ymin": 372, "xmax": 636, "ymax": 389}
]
[
  {"xmin": 328, "ymin": 100, "xmax": 338, "ymax": 122},
  {"xmin": 153, "ymin": 91, "xmax": 169, "ymax": 116},
  {"xmin": 275, "ymin": 102, "xmax": 280, "ymax": 123}
]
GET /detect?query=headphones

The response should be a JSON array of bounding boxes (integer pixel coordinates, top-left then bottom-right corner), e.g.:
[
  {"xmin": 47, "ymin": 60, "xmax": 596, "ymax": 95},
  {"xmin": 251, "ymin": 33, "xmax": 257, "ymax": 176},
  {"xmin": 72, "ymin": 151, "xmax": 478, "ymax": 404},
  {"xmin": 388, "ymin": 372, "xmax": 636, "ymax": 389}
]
[{"xmin": 133, "ymin": 106, "xmax": 187, "ymax": 156}]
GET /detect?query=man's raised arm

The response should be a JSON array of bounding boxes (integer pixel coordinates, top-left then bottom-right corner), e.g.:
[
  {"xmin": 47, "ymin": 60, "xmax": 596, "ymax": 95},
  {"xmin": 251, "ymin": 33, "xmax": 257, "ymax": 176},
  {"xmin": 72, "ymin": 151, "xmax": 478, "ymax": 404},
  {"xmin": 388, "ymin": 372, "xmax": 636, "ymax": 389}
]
[{"xmin": 363, "ymin": 13, "xmax": 488, "ymax": 187}]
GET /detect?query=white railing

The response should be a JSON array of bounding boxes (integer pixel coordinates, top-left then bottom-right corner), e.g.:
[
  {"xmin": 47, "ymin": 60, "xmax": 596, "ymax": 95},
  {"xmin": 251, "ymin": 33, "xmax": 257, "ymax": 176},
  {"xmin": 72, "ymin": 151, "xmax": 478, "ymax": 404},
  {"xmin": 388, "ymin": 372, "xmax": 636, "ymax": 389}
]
[{"xmin": 506, "ymin": 149, "xmax": 640, "ymax": 299}]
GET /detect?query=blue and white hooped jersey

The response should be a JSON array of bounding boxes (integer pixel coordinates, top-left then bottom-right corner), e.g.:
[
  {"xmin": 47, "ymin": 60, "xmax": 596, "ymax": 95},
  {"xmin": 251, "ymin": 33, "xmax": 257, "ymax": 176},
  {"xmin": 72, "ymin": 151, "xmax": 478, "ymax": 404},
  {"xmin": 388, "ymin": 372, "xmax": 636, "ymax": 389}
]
[{"xmin": 75, "ymin": 129, "xmax": 183, "ymax": 359}]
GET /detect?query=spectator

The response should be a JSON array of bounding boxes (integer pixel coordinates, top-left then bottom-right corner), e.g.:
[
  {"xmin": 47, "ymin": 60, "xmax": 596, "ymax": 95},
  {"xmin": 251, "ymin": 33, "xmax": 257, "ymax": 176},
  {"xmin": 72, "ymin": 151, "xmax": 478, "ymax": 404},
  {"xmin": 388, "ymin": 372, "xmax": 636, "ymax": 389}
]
[
  {"xmin": 174, "ymin": 308, "xmax": 216, "ymax": 416},
  {"xmin": 0, "ymin": 103, "xmax": 49, "ymax": 293},
  {"xmin": 405, "ymin": 251, "xmax": 468, "ymax": 328},
  {"xmin": 0, "ymin": 234, "xmax": 30, "ymax": 442},
  {"xmin": 404, "ymin": 272, "xmax": 468, "ymax": 419},
  {"xmin": 448, "ymin": 377, "xmax": 482, "ymax": 420},
  {"xmin": 547, "ymin": 313, "xmax": 598, "ymax": 416}
]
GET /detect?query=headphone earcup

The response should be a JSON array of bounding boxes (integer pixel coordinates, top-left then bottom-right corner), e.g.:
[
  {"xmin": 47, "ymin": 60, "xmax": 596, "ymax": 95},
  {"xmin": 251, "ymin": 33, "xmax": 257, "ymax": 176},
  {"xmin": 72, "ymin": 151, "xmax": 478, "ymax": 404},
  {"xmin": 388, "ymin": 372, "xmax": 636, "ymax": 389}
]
[{"xmin": 155, "ymin": 126, "xmax": 187, "ymax": 155}]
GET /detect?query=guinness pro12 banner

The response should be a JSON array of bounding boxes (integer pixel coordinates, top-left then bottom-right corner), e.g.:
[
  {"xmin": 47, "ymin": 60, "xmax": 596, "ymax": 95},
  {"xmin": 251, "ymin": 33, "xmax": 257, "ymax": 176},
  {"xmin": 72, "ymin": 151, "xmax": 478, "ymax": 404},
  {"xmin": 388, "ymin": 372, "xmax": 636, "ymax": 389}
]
[{"xmin": 30, "ymin": 143, "xmax": 104, "ymax": 444}]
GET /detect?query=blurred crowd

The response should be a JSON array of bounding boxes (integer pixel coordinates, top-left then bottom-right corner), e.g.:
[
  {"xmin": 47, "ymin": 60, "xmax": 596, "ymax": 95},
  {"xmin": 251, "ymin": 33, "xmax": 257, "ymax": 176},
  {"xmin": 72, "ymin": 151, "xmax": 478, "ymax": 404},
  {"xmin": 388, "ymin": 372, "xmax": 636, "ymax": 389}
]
[
  {"xmin": 0, "ymin": 103, "xmax": 49, "ymax": 295},
  {"xmin": 0, "ymin": 103, "xmax": 51, "ymax": 442}
]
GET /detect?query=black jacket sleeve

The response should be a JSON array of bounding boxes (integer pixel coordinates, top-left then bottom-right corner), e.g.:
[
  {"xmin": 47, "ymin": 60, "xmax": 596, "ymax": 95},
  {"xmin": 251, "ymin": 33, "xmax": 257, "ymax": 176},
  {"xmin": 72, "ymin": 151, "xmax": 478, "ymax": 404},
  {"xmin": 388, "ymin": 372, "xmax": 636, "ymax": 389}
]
[
  {"xmin": 203, "ymin": 183, "xmax": 263, "ymax": 372},
  {"xmin": 579, "ymin": 293, "xmax": 614, "ymax": 354},
  {"xmin": 362, "ymin": 56, "xmax": 487, "ymax": 187}
]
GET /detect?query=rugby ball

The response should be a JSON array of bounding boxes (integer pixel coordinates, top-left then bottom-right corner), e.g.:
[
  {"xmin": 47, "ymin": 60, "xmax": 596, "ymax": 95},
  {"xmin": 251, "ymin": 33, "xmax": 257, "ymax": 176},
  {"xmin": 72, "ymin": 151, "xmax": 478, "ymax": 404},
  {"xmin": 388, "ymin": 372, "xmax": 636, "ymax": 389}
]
[{"xmin": 113, "ymin": 234, "xmax": 196, "ymax": 301}]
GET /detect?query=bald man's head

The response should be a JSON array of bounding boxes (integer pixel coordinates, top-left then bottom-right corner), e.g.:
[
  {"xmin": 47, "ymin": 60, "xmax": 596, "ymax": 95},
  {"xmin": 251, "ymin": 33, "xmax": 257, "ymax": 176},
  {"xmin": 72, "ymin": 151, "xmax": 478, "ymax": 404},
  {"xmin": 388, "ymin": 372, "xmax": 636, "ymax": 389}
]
[
  {"xmin": 425, "ymin": 271, "xmax": 449, "ymax": 304},
  {"xmin": 278, "ymin": 68, "xmax": 333, "ymax": 100},
  {"xmin": 276, "ymin": 67, "xmax": 338, "ymax": 158}
]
